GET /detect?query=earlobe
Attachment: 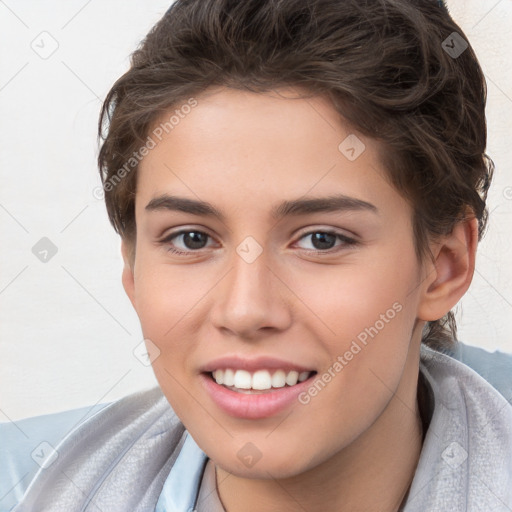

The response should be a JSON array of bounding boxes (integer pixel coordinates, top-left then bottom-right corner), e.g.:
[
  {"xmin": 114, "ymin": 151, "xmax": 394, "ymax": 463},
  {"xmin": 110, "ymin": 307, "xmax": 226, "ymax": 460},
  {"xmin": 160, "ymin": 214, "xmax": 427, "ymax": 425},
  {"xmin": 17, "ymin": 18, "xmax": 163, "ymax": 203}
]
[
  {"xmin": 121, "ymin": 240, "xmax": 136, "ymax": 309},
  {"xmin": 417, "ymin": 216, "xmax": 478, "ymax": 322}
]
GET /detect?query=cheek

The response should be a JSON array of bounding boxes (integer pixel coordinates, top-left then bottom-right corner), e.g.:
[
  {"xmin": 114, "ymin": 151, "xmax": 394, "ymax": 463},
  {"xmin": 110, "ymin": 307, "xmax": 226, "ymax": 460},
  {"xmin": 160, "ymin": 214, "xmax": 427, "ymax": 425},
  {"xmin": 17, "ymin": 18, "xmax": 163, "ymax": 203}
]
[
  {"xmin": 133, "ymin": 267, "xmax": 199, "ymax": 419},
  {"xmin": 133, "ymin": 258, "xmax": 207, "ymax": 340},
  {"xmin": 306, "ymin": 254, "xmax": 419, "ymax": 397},
  {"xmin": 296, "ymin": 252, "xmax": 416, "ymax": 343},
  {"xmin": 132, "ymin": 265, "xmax": 201, "ymax": 399}
]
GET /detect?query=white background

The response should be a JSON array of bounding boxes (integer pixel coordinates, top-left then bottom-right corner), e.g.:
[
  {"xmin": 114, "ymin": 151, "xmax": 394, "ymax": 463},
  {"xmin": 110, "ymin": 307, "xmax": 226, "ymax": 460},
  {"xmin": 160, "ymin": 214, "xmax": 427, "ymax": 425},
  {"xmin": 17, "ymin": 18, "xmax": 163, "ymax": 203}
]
[{"xmin": 1, "ymin": 0, "xmax": 511, "ymax": 421}]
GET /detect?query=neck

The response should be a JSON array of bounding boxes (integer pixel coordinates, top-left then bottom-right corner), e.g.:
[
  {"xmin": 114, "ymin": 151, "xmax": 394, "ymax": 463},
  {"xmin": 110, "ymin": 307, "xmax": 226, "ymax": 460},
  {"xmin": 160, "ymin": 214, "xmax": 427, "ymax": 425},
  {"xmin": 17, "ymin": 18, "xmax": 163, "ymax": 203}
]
[{"xmin": 215, "ymin": 343, "xmax": 424, "ymax": 512}]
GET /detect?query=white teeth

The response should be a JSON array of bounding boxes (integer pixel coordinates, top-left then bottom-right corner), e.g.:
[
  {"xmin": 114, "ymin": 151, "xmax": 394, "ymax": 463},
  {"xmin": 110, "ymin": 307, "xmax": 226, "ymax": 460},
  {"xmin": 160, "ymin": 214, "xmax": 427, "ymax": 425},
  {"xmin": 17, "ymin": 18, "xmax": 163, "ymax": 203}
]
[
  {"xmin": 233, "ymin": 370, "xmax": 252, "ymax": 389},
  {"xmin": 298, "ymin": 371, "xmax": 309, "ymax": 382},
  {"xmin": 271, "ymin": 370, "xmax": 286, "ymax": 388},
  {"xmin": 223, "ymin": 368, "xmax": 235, "ymax": 387},
  {"xmin": 285, "ymin": 370, "xmax": 299, "ymax": 386},
  {"xmin": 252, "ymin": 370, "xmax": 272, "ymax": 390},
  {"xmin": 213, "ymin": 369, "xmax": 223, "ymax": 385},
  {"xmin": 212, "ymin": 368, "xmax": 312, "ymax": 390}
]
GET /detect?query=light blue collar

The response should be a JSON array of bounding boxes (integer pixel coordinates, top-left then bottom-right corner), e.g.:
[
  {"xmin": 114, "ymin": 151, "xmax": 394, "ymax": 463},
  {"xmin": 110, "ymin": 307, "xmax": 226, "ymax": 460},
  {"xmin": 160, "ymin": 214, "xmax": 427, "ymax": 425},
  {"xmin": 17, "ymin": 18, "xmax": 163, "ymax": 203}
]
[{"xmin": 155, "ymin": 432, "xmax": 208, "ymax": 512}]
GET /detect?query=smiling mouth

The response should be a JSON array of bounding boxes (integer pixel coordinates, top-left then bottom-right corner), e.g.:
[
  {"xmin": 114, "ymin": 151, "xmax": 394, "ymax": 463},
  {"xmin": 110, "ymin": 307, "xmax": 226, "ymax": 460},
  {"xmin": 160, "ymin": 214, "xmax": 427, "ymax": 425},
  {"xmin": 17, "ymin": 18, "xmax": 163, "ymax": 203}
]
[{"xmin": 207, "ymin": 368, "xmax": 317, "ymax": 394}]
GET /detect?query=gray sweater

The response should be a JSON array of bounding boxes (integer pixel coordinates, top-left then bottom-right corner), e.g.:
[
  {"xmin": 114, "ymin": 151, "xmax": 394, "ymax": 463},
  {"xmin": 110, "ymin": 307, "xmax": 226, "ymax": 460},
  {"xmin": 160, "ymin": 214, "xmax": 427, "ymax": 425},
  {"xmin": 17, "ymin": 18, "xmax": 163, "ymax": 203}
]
[{"xmin": 10, "ymin": 344, "xmax": 512, "ymax": 511}]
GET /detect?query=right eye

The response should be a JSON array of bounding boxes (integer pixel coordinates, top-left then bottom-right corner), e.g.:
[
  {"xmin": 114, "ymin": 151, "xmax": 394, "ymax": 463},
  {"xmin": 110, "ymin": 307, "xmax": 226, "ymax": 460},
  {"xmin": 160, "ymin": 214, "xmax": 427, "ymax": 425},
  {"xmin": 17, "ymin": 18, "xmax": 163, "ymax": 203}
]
[{"xmin": 160, "ymin": 229, "xmax": 216, "ymax": 255}]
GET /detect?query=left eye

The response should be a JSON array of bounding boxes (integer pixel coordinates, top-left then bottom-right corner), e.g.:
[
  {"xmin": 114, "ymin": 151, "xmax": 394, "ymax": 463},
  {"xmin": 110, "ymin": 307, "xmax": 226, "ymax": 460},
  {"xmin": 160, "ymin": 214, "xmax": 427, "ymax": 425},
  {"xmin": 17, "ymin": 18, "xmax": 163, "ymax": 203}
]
[{"xmin": 295, "ymin": 231, "xmax": 357, "ymax": 252}]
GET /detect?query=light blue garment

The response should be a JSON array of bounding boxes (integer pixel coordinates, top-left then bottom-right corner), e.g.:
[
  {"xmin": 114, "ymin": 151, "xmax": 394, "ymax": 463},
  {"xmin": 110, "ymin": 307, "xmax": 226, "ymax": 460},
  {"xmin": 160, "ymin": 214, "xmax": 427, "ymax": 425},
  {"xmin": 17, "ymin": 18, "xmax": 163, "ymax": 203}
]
[
  {"xmin": 154, "ymin": 434, "xmax": 207, "ymax": 512},
  {"xmin": 1, "ymin": 341, "xmax": 511, "ymax": 511}
]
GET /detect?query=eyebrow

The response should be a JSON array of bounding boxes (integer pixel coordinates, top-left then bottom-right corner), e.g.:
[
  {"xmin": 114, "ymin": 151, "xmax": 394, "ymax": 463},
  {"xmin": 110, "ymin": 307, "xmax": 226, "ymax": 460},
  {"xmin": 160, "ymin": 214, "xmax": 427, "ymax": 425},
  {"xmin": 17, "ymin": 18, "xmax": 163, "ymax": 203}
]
[{"xmin": 145, "ymin": 193, "xmax": 379, "ymax": 221}]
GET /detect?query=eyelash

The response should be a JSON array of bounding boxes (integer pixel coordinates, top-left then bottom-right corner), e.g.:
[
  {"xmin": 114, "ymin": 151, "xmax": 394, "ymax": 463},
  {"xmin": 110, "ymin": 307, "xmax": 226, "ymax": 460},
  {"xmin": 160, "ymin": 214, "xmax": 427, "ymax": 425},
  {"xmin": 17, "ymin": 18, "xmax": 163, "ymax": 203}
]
[{"xmin": 159, "ymin": 229, "xmax": 358, "ymax": 256}]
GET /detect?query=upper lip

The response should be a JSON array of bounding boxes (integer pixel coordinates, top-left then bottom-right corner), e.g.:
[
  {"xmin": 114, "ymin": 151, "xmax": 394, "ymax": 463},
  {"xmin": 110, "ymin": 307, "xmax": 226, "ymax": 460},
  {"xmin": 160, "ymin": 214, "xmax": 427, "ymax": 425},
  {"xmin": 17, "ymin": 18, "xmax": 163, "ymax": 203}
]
[{"xmin": 200, "ymin": 356, "xmax": 315, "ymax": 373}]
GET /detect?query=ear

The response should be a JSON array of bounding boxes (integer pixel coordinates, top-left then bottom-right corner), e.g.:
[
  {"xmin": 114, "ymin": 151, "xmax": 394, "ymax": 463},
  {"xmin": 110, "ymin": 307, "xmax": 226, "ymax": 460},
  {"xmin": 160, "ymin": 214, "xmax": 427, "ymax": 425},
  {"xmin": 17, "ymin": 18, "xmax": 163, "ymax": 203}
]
[
  {"xmin": 121, "ymin": 239, "xmax": 136, "ymax": 310},
  {"xmin": 417, "ymin": 216, "xmax": 478, "ymax": 322}
]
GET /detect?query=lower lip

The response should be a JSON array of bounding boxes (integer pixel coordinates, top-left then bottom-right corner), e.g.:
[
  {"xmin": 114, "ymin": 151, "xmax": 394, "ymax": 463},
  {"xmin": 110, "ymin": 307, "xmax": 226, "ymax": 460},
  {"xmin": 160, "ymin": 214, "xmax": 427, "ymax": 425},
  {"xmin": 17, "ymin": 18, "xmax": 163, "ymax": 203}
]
[{"xmin": 200, "ymin": 373, "xmax": 315, "ymax": 419}]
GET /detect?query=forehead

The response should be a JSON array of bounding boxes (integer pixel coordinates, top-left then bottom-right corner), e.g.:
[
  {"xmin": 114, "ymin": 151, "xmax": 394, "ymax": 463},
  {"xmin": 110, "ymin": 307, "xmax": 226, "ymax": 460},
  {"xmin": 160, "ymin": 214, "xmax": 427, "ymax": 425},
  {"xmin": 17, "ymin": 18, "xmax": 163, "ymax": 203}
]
[
  {"xmin": 148, "ymin": 86, "xmax": 358, "ymax": 160},
  {"xmin": 136, "ymin": 86, "xmax": 409, "ymax": 224}
]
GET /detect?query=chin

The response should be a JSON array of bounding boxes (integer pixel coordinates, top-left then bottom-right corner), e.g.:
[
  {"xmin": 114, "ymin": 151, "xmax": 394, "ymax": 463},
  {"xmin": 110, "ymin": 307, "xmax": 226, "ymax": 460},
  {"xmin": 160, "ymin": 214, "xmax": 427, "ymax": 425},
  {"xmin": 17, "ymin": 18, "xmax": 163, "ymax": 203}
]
[
  {"xmin": 205, "ymin": 438, "xmax": 322, "ymax": 480},
  {"xmin": 216, "ymin": 455, "xmax": 310, "ymax": 480}
]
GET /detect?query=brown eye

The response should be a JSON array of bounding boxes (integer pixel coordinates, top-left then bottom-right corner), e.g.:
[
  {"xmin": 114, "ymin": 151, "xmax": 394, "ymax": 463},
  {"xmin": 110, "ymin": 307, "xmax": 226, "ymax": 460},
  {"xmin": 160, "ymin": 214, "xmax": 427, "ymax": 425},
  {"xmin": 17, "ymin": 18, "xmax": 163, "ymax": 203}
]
[
  {"xmin": 309, "ymin": 232, "xmax": 337, "ymax": 250},
  {"xmin": 178, "ymin": 231, "xmax": 209, "ymax": 250},
  {"xmin": 295, "ymin": 230, "xmax": 357, "ymax": 253},
  {"xmin": 161, "ymin": 230, "xmax": 213, "ymax": 254}
]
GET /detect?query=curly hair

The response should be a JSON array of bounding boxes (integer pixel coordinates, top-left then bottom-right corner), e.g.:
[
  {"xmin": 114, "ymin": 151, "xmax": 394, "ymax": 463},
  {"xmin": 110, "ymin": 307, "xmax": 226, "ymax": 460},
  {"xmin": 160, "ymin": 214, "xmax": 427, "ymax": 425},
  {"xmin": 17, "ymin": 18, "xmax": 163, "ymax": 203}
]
[{"xmin": 97, "ymin": 0, "xmax": 493, "ymax": 352}]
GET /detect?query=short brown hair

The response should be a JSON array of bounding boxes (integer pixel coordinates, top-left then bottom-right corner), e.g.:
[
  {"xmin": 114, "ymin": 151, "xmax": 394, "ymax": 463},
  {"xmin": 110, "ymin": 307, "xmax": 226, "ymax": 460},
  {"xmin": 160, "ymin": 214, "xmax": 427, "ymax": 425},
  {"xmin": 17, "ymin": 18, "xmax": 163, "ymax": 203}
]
[{"xmin": 97, "ymin": 0, "xmax": 493, "ymax": 352}]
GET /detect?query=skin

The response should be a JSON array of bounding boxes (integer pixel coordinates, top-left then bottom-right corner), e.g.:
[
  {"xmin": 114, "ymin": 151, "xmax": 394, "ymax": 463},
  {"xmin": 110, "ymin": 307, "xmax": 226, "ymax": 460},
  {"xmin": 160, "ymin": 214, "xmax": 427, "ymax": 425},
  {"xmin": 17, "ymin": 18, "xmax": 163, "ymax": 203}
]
[{"xmin": 121, "ymin": 86, "xmax": 478, "ymax": 511}]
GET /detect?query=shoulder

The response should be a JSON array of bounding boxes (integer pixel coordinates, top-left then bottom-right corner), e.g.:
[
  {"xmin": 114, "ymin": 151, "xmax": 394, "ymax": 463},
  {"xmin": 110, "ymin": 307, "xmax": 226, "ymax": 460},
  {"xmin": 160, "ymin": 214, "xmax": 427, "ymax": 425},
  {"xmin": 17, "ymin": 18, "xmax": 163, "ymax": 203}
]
[
  {"xmin": 409, "ymin": 345, "xmax": 512, "ymax": 511},
  {"xmin": 419, "ymin": 343, "xmax": 512, "ymax": 428},
  {"xmin": 3, "ymin": 386, "xmax": 185, "ymax": 512},
  {"xmin": 443, "ymin": 341, "xmax": 512, "ymax": 402},
  {"xmin": 0, "ymin": 402, "xmax": 109, "ymax": 512}
]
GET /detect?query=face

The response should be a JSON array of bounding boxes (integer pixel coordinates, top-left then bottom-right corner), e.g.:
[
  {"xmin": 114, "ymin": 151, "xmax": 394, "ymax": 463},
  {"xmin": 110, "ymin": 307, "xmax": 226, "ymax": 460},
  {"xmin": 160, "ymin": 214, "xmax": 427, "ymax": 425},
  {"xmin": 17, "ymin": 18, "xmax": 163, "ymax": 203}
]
[{"xmin": 124, "ymin": 86, "xmax": 431, "ymax": 478}]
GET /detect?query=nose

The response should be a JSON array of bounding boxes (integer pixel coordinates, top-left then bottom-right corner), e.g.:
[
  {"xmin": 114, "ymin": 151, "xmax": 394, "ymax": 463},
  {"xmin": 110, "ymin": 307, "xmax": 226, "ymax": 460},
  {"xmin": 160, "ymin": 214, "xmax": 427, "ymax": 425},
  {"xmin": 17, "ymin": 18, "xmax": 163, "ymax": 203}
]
[{"xmin": 209, "ymin": 244, "xmax": 292, "ymax": 339}]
